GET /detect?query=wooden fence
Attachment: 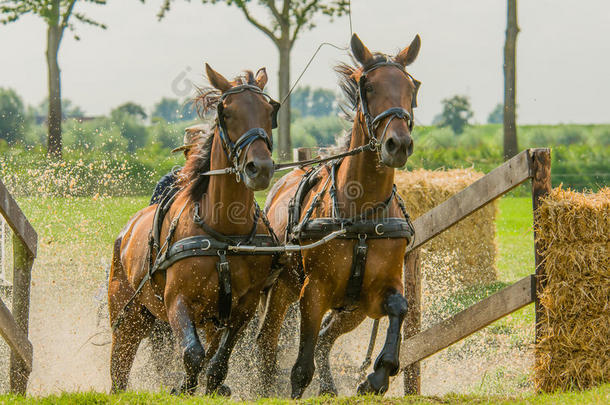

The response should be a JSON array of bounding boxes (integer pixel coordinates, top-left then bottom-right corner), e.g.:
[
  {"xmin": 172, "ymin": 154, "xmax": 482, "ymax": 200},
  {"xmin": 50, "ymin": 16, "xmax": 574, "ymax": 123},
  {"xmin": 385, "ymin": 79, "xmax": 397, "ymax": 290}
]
[
  {"xmin": 401, "ymin": 148, "xmax": 551, "ymax": 394},
  {"xmin": 0, "ymin": 177, "xmax": 37, "ymax": 394}
]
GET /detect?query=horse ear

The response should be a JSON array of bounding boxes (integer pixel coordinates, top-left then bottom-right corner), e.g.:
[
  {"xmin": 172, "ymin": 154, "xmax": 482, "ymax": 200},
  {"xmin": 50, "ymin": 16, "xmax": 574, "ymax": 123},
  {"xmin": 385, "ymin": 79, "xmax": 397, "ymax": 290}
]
[
  {"xmin": 351, "ymin": 33, "xmax": 373, "ymax": 65},
  {"xmin": 205, "ymin": 63, "xmax": 231, "ymax": 92},
  {"xmin": 254, "ymin": 67, "xmax": 268, "ymax": 90},
  {"xmin": 395, "ymin": 35, "xmax": 421, "ymax": 67}
]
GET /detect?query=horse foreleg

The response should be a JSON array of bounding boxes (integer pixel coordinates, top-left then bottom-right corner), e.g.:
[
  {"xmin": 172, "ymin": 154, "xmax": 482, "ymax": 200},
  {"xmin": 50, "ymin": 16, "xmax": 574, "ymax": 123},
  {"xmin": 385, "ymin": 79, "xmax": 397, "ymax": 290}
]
[
  {"xmin": 315, "ymin": 309, "xmax": 366, "ymax": 396},
  {"xmin": 255, "ymin": 279, "xmax": 296, "ymax": 396},
  {"xmin": 357, "ymin": 290, "xmax": 407, "ymax": 395},
  {"xmin": 204, "ymin": 312, "xmax": 250, "ymax": 396},
  {"xmin": 167, "ymin": 296, "xmax": 205, "ymax": 395},
  {"xmin": 290, "ymin": 285, "xmax": 327, "ymax": 399},
  {"xmin": 109, "ymin": 304, "xmax": 155, "ymax": 393}
]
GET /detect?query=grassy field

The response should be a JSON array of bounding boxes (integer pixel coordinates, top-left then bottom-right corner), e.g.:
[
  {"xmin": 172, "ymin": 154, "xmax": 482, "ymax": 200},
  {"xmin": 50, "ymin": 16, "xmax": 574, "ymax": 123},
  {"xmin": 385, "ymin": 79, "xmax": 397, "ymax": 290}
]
[
  {"xmin": 0, "ymin": 195, "xmax": 596, "ymax": 402},
  {"xmin": 2, "ymin": 384, "xmax": 610, "ymax": 404}
]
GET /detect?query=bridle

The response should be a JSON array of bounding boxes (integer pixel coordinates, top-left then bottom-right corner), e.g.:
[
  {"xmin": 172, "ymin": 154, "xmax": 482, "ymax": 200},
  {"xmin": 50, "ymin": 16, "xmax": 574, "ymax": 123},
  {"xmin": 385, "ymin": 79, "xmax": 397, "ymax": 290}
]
[
  {"xmin": 211, "ymin": 84, "xmax": 281, "ymax": 181},
  {"xmin": 357, "ymin": 58, "xmax": 421, "ymax": 152}
]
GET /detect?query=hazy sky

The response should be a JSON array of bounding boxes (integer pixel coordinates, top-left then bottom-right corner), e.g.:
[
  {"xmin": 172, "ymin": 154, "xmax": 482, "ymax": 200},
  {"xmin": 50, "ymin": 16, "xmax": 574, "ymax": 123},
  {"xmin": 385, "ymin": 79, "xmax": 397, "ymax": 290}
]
[{"xmin": 1, "ymin": 0, "xmax": 609, "ymax": 125}]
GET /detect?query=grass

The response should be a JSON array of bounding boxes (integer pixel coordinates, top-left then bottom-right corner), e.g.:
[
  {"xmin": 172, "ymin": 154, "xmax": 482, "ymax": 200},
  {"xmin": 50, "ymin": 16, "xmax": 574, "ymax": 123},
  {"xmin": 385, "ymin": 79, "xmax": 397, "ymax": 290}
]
[{"xmin": 2, "ymin": 384, "xmax": 610, "ymax": 404}]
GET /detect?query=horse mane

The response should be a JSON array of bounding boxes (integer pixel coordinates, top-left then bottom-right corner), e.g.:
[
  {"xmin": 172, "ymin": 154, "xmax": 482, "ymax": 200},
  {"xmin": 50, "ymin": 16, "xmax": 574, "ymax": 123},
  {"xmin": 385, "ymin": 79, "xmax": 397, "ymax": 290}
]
[
  {"xmin": 179, "ymin": 71, "xmax": 258, "ymax": 201},
  {"xmin": 334, "ymin": 52, "xmax": 394, "ymax": 151}
]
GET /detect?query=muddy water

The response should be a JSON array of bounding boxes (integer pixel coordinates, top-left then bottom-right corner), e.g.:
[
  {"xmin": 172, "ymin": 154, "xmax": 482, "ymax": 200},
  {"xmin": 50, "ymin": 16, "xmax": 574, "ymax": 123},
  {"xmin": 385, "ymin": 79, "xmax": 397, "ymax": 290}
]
[{"xmin": 0, "ymin": 240, "xmax": 533, "ymax": 398}]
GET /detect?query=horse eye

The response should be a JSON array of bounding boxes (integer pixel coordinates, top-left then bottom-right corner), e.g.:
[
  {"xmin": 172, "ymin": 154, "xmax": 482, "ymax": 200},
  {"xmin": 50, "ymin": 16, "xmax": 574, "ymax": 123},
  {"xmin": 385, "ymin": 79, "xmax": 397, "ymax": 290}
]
[{"xmin": 365, "ymin": 84, "xmax": 374, "ymax": 93}]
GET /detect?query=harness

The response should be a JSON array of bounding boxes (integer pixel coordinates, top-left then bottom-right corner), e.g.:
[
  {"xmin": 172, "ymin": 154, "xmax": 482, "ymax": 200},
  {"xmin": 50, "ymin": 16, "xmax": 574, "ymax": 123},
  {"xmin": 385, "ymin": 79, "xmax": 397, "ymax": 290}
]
[
  {"xmin": 285, "ymin": 59, "xmax": 419, "ymax": 309},
  {"xmin": 358, "ymin": 58, "xmax": 421, "ymax": 153},
  {"xmin": 286, "ymin": 164, "xmax": 415, "ymax": 309},
  {"xmin": 113, "ymin": 84, "xmax": 281, "ymax": 330}
]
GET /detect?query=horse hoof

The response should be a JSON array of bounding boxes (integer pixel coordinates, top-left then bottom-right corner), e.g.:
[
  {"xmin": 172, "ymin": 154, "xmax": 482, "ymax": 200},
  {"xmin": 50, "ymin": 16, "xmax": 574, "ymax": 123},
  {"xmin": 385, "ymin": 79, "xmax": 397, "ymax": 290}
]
[
  {"xmin": 357, "ymin": 372, "xmax": 388, "ymax": 395},
  {"xmin": 319, "ymin": 384, "xmax": 338, "ymax": 397},
  {"xmin": 216, "ymin": 384, "xmax": 231, "ymax": 397}
]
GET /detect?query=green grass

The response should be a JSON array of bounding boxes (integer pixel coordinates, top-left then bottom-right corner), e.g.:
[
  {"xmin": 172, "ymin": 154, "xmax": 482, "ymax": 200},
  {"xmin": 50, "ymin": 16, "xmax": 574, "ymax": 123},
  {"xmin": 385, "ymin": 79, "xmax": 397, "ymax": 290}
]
[{"xmin": 2, "ymin": 384, "xmax": 610, "ymax": 404}]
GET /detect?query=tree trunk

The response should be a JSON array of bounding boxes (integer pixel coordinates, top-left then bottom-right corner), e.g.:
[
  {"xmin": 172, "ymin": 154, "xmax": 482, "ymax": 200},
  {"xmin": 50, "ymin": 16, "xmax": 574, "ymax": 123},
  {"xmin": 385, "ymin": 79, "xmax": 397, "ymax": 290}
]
[
  {"xmin": 46, "ymin": 24, "xmax": 63, "ymax": 159},
  {"xmin": 503, "ymin": 0, "xmax": 519, "ymax": 160},
  {"xmin": 277, "ymin": 41, "xmax": 292, "ymax": 161}
]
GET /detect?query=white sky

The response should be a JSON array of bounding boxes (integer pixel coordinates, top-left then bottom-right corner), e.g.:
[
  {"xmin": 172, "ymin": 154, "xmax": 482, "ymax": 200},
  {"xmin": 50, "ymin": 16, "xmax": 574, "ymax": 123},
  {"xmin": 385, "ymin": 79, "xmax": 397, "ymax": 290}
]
[{"xmin": 1, "ymin": 0, "xmax": 609, "ymax": 125}]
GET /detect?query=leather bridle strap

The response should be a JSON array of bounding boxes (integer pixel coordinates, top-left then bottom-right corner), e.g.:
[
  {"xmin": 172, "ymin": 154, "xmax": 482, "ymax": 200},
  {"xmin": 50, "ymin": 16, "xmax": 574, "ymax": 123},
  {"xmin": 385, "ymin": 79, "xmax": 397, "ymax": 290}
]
[
  {"xmin": 200, "ymin": 84, "xmax": 279, "ymax": 179},
  {"xmin": 358, "ymin": 60, "xmax": 419, "ymax": 149}
]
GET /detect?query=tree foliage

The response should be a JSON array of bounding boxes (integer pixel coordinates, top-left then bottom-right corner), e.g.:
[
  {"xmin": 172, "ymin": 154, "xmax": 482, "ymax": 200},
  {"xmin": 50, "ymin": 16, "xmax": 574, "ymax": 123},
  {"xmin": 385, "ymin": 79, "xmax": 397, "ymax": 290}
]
[
  {"xmin": 152, "ymin": 98, "xmax": 182, "ymax": 122},
  {"xmin": 291, "ymin": 86, "xmax": 337, "ymax": 117},
  {"xmin": 158, "ymin": 0, "xmax": 349, "ymax": 47},
  {"xmin": 0, "ymin": 0, "xmax": 107, "ymax": 38},
  {"xmin": 488, "ymin": 103, "xmax": 503, "ymax": 124},
  {"xmin": 0, "ymin": 88, "xmax": 27, "ymax": 144},
  {"xmin": 113, "ymin": 102, "xmax": 148, "ymax": 121},
  {"xmin": 436, "ymin": 95, "xmax": 474, "ymax": 135}
]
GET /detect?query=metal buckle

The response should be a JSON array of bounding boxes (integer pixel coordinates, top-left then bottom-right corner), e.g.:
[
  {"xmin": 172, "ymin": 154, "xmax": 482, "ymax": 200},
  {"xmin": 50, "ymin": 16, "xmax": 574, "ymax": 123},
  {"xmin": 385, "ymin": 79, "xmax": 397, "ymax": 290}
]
[
  {"xmin": 201, "ymin": 239, "xmax": 211, "ymax": 250},
  {"xmin": 375, "ymin": 223, "xmax": 385, "ymax": 236}
]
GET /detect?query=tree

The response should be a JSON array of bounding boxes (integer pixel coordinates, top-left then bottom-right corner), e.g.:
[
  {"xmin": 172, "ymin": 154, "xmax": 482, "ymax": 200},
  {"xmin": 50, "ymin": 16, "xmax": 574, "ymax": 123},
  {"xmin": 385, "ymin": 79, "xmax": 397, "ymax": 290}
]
[
  {"xmin": 152, "ymin": 98, "xmax": 181, "ymax": 122},
  {"xmin": 309, "ymin": 88, "xmax": 336, "ymax": 117},
  {"xmin": 37, "ymin": 97, "xmax": 86, "ymax": 119},
  {"xmin": 291, "ymin": 86, "xmax": 337, "ymax": 117},
  {"xmin": 291, "ymin": 86, "xmax": 311, "ymax": 116},
  {"xmin": 1, "ymin": 0, "xmax": 107, "ymax": 158},
  {"xmin": 113, "ymin": 102, "xmax": 148, "ymax": 121},
  {"xmin": 159, "ymin": 0, "xmax": 349, "ymax": 160},
  {"xmin": 0, "ymin": 88, "xmax": 27, "ymax": 144},
  {"xmin": 488, "ymin": 103, "xmax": 503, "ymax": 124},
  {"xmin": 503, "ymin": 0, "xmax": 519, "ymax": 160},
  {"xmin": 436, "ymin": 95, "xmax": 474, "ymax": 134}
]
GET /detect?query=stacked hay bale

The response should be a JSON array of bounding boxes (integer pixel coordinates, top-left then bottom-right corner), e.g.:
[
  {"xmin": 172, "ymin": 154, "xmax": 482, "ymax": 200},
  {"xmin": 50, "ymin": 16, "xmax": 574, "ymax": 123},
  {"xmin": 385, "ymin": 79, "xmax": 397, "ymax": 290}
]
[
  {"xmin": 534, "ymin": 187, "xmax": 610, "ymax": 392},
  {"xmin": 395, "ymin": 169, "xmax": 498, "ymax": 303}
]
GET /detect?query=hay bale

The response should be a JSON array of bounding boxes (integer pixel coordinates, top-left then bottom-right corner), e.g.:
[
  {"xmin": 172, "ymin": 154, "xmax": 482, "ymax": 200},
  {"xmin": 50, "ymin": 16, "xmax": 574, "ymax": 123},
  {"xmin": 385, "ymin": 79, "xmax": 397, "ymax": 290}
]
[
  {"xmin": 534, "ymin": 187, "xmax": 610, "ymax": 392},
  {"xmin": 395, "ymin": 169, "xmax": 497, "ymax": 298}
]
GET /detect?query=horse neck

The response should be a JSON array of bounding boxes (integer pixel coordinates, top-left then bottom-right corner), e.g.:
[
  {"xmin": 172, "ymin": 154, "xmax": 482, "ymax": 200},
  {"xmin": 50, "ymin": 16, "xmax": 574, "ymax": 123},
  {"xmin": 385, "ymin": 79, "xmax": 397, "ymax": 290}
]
[
  {"xmin": 202, "ymin": 129, "xmax": 255, "ymax": 234},
  {"xmin": 335, "ymin": 113, "xmax": 395, "ymax": 216}
]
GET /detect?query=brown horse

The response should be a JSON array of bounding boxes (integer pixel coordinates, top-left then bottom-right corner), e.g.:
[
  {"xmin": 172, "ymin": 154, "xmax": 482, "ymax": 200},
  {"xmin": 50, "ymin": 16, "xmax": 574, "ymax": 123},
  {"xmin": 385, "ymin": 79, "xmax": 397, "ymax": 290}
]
[
  {"xmin": 108, "ymin": 63, "xmax": 278, "ymax": 395},
  {"xmin": 256, "ymin": 33, "xmax": 421, "ymax": 398}
]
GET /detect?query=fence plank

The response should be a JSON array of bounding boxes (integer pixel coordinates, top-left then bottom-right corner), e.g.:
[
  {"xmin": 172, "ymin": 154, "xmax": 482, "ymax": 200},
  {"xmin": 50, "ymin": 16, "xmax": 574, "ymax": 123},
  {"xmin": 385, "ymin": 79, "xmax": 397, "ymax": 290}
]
[
  {"xmin": 402, "ymin": 249, "xmax": 421, "ymax": 395},
  {"xmin": 407, "ymin": 149, "xmax": 534, "ymax": 252},
  {"xmin": 0, "ymin": 178, "xmax": 37, "ymax": 257},
  {"xmin": 9, "ymin": 238, "xmax": 33, "ymax": 394},
  {"xmin": 531, "ymin": 149, "xmax": 551, "ymax": 346},
  {"xmin": 400, "ymin": 275, "xmax": 535, "ymax": 368},
  {"xmin": 0, "ymin": 297, "xmax": 33, "ymax": 372}
]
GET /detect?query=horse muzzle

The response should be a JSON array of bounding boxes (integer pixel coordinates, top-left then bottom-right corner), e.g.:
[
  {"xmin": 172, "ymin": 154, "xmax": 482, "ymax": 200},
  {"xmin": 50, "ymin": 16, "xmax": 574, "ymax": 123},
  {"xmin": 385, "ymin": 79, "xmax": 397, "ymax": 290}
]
[{"xmin": 380, "ymin": 131, "xmax": 413, "ymax": 168}]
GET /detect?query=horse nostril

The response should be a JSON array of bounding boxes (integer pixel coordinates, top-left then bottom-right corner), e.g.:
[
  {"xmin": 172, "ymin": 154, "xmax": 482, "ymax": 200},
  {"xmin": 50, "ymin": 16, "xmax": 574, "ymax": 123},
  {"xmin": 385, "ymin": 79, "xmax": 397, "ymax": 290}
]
[
  {"xmin": 244, "ymin": 161, "xmax": 258, "ymax": 178},
  {"xmin": 386, "ymin": 137, "xmax": 397, "ymax": 153},
  {"xmin": 407, "ymin": 137, "xmax": 414, "ymax": 157}
]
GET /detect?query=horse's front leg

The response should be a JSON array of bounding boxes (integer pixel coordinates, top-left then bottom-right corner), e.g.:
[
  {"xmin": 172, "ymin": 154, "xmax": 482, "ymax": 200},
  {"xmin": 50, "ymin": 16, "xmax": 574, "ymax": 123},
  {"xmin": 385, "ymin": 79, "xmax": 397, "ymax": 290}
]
[
  {"xmin": 290, "ymin": 282, "xmax": 328, "ymax": 399},
  {"xmin": 357, "ymin": 290, "xmax": 407, "ymax": 395},
  {"xmin": 167, "ymin": 295, "xmax": 206, "ymax": 395},
  {"xmin": 205, "ymin": 308, "xmax": 252, "ymax": 395},
  {"xmin": 315, "ymin": 309, "xmax": 366, "ymax": 396},
  {"xmin": 255, "ymin": 275, "xmax": 296, "ymax": 396}
]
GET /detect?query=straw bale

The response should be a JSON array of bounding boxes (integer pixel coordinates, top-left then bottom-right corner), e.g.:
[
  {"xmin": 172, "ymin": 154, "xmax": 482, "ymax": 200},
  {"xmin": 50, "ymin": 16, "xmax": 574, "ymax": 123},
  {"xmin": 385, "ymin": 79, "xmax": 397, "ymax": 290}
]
[
  {"xmin": 395, "ymin": 169, "xmax": 497, "ymax": 295},
  {"xmin": 534, "ymin": 187, "xmax": 610, "ymax": 392}
]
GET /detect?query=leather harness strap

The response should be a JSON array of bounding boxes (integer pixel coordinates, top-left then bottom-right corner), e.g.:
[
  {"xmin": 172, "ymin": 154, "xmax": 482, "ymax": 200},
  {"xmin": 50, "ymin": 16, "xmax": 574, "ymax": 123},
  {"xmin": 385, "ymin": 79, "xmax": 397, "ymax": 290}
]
[{"xmin": 285, "ymin": 160, "xmax": 415, "ymax": 311}]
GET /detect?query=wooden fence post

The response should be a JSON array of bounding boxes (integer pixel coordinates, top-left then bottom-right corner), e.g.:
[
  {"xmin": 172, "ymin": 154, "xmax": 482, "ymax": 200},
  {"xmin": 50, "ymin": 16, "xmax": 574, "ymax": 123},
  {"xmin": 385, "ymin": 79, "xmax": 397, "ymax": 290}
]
[
  {"xmin": 531, "ymin": 149, "xmax": 551, "ymax": 347},
  {"xmin": 9, "ymin": 237, "xmax": 33, "ymax": 394},
  {"xmin": 403, "ymin": 249, "xmax": 421, "ymax": 395}
]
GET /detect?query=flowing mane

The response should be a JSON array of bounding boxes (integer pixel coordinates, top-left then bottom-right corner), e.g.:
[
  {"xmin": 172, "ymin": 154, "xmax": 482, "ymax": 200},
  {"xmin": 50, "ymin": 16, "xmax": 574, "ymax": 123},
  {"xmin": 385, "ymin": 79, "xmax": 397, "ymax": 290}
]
[
  {"xmin": 179, "ymin": 71, "xmax": 259, "ymax": 201},
  {"xmin": 334, "ymin": 53, "xmax": 393, "ymax": 151}
]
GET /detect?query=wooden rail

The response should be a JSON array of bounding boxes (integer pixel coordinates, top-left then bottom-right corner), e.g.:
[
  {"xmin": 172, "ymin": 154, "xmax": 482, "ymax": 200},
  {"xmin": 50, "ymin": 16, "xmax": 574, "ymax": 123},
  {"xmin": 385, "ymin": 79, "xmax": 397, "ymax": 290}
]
[
  {"xmin": 0, "ymin": 177, "xmax": 36, "ymax": 394},
  {"xmin": 401, "ymin": 148, "xmax": 551, "ymax": 395},
  {"xmin": 400, "ymin": 275, "xmax": 535, "ymax": 367}
]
